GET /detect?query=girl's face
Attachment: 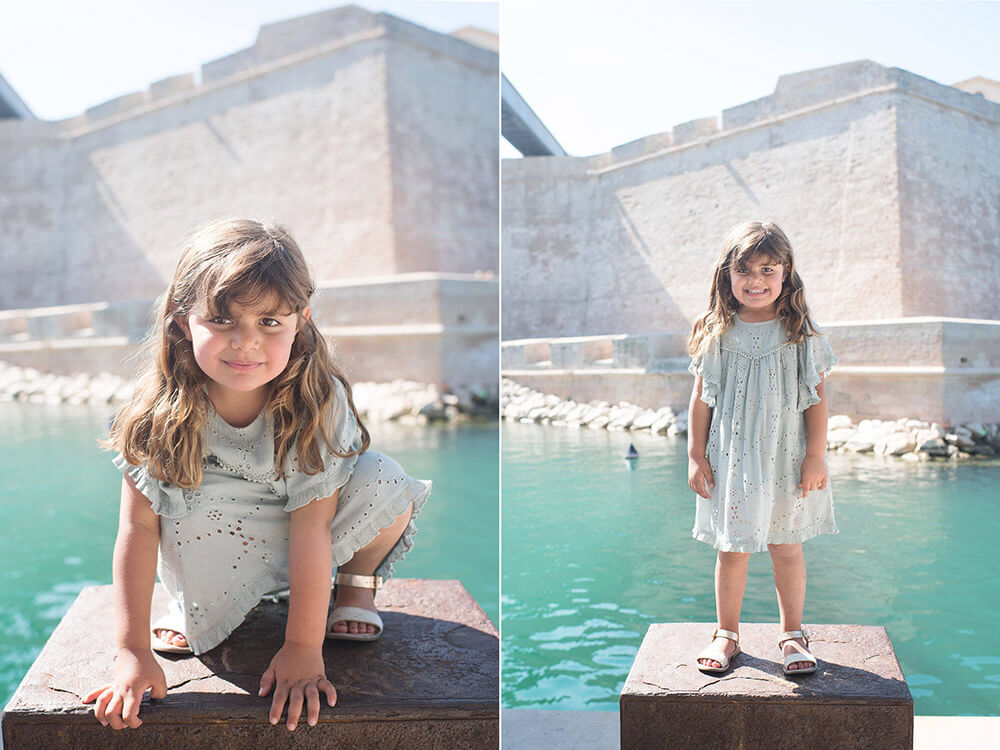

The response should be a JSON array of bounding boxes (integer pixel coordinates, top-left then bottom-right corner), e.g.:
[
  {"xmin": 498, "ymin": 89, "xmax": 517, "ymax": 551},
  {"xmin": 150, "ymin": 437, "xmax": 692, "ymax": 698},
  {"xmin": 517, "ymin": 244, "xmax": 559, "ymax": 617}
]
[
  {"xmin": 177, "ymin": 294, "xmax": 309, "ymax": 409},
  {"xmin": 729, "ymin": 254, "xmax": 786, "ymax": 316}
]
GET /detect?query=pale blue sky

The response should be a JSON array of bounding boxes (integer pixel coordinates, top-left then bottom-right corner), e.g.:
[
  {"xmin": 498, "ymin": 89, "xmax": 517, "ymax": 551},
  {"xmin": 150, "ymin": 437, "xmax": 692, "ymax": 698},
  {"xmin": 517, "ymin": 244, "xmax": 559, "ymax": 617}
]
[
  {"xmin": 0, "ymin": 1, "xmax": 497, "ymax": 121},
  {"xmin": 501, "ymin": 0, "xmax": 1000, "ymax": 156}
]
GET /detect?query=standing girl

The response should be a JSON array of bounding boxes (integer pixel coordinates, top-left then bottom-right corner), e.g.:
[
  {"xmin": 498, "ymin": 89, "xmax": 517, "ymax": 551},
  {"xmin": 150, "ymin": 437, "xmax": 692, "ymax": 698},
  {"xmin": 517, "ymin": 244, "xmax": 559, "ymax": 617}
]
[
  {"xmin": 686, "ymin": 221, "xmax": 837, "ymax": 675},
  {"xmin": 83, "ymin": 219, "xmax": 430, "ymax": 731}
]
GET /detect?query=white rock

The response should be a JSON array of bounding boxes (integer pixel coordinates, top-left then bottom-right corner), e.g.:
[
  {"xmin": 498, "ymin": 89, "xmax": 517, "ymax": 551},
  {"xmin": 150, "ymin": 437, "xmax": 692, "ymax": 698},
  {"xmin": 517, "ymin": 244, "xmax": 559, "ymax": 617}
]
[
  {"xmin": 845, "ymin": 438, "xmax": 875, "ymax": 453},
  {"xmin": 828, "ymin": 415, "xmax": 853, "ymax": 430},
  {"xmin": 882, "ymin": 432, "xmax": 916, "ymax": 456}
]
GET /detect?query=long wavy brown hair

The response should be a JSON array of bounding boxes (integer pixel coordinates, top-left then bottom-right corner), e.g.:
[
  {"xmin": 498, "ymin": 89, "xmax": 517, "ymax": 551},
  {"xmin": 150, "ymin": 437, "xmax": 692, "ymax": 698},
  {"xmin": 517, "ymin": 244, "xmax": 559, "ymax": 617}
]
[
  {"xmin": 106, "ymin": 218, "xmax": 369, "ymax": 488},
  {"xmin": 688, "ymin": 221, "xmax": 821, "ymax": 356}
]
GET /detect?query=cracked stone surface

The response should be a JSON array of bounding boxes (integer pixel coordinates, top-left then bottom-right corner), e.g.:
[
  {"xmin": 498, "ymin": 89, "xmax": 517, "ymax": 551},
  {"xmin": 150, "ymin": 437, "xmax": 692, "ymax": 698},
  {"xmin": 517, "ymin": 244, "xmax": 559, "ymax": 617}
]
[
  {"xmin": 2, "ymin": 579, "xmax": 498, "ymax": 748},
  {"xmin": 620, "ymin": 623, "xmax": 913, "ymax": 749}
]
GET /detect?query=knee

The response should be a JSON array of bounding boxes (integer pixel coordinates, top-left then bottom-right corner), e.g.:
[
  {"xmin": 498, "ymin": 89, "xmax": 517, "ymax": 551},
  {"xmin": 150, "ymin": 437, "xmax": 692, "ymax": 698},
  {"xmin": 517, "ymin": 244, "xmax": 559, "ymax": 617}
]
[
  {"xmin": 718, "ymin": 550, "xmax": 750, "ymax": 566},
  {"xmin": 767, "ymin": 543, "xmax": 803, "ymax": 562}
]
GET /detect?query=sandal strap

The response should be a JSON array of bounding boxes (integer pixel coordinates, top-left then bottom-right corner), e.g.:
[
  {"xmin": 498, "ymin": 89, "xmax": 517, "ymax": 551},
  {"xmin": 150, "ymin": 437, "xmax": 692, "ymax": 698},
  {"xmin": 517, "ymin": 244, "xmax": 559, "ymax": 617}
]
[
  {"xmin": 778, "ymin": 628, "xmax": 810, "ymax": 647},
  {"xmin": 713, "ymin": 627, "xmax": 740, "ymax": 644},
  {"xmin": 334, "ymin": 572, "xmax": 383, "ymax": 590}
]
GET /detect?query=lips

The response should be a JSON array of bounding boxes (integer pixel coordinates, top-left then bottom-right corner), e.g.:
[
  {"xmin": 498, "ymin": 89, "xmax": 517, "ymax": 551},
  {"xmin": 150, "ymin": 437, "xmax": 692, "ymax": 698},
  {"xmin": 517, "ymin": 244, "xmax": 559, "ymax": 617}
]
[{"xmin": 224, "ymin": 360, "xmax": 263, "ymax": 371}]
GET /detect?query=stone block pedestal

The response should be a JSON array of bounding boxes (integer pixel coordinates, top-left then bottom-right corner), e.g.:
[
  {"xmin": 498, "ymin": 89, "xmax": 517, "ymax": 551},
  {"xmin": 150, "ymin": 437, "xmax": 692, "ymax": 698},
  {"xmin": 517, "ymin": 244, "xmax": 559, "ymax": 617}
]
[
  {"xmin": 620, "ymin": 623, "xmax": 912, "ymax": 749},
  {"xmin": 2, "ymin": 579, "xmax": 498, "ymax": 749}
]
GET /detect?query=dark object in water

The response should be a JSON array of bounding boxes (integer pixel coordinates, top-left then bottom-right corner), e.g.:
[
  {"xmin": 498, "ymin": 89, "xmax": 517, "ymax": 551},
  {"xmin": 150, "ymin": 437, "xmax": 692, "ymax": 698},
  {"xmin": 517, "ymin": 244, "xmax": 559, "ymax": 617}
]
[{"xmin": 624, "ymin": 443, "xmax": 639, "ymax": 460}]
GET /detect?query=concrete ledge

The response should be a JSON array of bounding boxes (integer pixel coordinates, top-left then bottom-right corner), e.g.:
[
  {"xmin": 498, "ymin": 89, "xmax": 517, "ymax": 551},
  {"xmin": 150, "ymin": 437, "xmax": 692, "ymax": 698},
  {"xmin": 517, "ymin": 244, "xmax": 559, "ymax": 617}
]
[
  {"xmin": 500, "ymin": 710, "xmax": 998, "ymax": 750},
  {"xmin": 2, "ymin": 579, "xmax": 498, "ymax": 748},
  {"xmin": 620, "ymin": 623, "xmax": 912, "ymax": 749}
]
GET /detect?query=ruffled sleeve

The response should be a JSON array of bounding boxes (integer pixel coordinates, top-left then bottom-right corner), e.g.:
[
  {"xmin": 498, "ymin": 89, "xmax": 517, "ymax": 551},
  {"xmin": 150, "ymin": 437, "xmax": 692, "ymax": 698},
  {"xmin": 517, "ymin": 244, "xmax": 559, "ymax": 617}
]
[
  {"xmin": 688, "ymin": 335, "xmax": 723, "ymax": 408},
  {"xmin": 797, "ymin": 333, "xmax": 839, "ymax": 411},
  {"xmin": 111, "ymin": 453, "xmax": 191, "ymax": 518},
  {"xmin": 282, "ymin": 379, "xmax": 363, "ymax": 512}
]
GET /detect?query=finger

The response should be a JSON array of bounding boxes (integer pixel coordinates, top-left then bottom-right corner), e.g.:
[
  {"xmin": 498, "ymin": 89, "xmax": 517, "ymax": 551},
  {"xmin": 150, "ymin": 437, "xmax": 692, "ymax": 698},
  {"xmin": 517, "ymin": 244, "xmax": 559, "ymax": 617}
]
[
  {"xmin": 270, "ymin": 685, "xmax": 289, "ymax": 725},
  {"xmin": 259, "ymin": 667, "xmax": 275, "ymax": 698},
  {"xmin": 106, "ymin": 693, "xmax": 126, "ymax": 730},
  {"xmin": 93, "ymin": 688, "xmax": 112, "ymax": 726},
  {"xmin": 150, "ymin": 675, "xmax": 168, "ymax": 700},
  {"xmin": 287, "ymin": 683, "xmax": 305, "ymax": 730},
  {"xmin": 305, "ymin": 683, "xmax": 320, "ymax": 726},
  {"xmin": 122, "ymin": 692, "xmax": 143, "ymax": 729},
  {"xmin": 319, "ymin": 678, "xmax": 337, "ymax": 707},
  {"xmin": 705, "ymin": 466, "xmax": 714, "ymax": 489},
  {"xmin": 83, "ymin": 684, "xmax": 110, "ymax": 704}
]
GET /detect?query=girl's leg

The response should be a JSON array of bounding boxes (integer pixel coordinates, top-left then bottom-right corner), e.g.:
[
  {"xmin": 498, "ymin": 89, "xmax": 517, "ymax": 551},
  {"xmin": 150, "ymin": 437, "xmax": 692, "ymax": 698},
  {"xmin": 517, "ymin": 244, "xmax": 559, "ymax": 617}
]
[
  {"xmin": 698, "ymin": 550, "xmax": 750, "ymax": 668},
  {"xmin": 768, "ymin": 542, "xmax": 812, "ymax": 671},
  {"xmin": 331, "ymin": 503, "xmax": 414, "ymax": 634}
]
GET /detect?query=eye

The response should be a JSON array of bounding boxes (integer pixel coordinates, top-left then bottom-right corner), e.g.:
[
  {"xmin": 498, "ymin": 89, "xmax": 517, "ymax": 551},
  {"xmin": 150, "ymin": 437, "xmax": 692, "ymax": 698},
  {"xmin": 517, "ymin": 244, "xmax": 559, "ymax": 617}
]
[
  {"xmin": 208, "ymin": 317, "xmax": 232, "ymax": 325},
  {"xmin": 260, "ymin": 318, "xmax": 281, "ymax": 328},
  {"xmin": 761, "ymin": 266, "xmax": 773, "ymax": 274}
]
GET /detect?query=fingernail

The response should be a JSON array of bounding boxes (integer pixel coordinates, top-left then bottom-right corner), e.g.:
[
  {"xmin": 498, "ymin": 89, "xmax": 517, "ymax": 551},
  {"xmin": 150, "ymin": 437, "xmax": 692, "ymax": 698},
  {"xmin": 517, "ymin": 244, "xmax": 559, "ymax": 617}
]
[
  {"xmin": 258, "ymin": 688, "xmax": 264, "ymax": 696},
  {"xmin": 270, "ymin": 717, "xmax": 277, "ymax": 725}
]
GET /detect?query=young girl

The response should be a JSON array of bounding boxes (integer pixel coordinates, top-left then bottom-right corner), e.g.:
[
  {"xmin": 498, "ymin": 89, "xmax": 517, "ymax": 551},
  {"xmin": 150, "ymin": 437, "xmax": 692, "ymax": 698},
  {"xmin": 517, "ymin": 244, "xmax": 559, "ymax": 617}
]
[
  {"xmin": 686, "ymin": 221, "xmax": 837, "ymax": 676},
  {"xmin": 83, "ymin": 218, "xmax": 430, "ymax": 731}
]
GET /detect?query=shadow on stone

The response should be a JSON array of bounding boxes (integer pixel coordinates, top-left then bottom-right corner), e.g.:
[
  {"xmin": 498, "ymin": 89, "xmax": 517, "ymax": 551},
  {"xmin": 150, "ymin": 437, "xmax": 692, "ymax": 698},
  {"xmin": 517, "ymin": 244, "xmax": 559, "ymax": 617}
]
[
  {"xmin": 620, "ymin": 623, "xmax": 913, "ymax": 750},
  {"xmin": 2, "ymin": 579, "xmax": 498, "ymax": 748}
]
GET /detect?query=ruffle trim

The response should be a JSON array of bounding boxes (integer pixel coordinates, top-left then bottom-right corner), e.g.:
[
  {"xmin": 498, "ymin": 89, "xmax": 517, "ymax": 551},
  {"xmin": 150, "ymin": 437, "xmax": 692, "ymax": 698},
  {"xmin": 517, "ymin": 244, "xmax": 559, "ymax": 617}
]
[
  {"xmin": 183, "ymin": 573, "xmax": 287, "ymax": 655},
  {"xmin": 797, "ymin": 335, "xmax": 839, "ymax": 412},
  {"xmin": 282, "ymin": 456, "xmax": 358, "ymax": 512},
  {"xmin": 332, "ymin": 476, "xmax": 431, "ymax": 579},
  {"xmin": 688, "ymin": 337, "xmax": 723, "ymax": 408},
  {"xmin": 692, "ymin": 521, "xmax": 839, "ymax": 553},
  {"xmin": 112, "ymin": 453, "xmax": 190, "ymax": 519}
]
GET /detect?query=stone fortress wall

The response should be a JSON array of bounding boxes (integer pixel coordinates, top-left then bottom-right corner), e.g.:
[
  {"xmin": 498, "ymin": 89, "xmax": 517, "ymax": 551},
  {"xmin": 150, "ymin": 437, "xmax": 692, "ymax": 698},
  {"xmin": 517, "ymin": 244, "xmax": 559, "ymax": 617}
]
[
  {"xmin": 0, "ymin": 5, "xmax": 498, "ymax": 393},
  {"xmin": 501, "ymin": 60, "xmax": 1000, "ymax": 423}
]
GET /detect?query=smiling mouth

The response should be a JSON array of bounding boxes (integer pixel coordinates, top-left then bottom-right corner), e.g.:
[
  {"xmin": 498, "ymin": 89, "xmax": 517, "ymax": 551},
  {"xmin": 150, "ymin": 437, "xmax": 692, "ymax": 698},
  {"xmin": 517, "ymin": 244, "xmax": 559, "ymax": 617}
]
[
  {"xmin": 744, "ymin": 289, "xmax": 768, "ymax": 296},
  {"xmin": 224, "ymin": 360, "xmax": 263, "ymax": 370}
]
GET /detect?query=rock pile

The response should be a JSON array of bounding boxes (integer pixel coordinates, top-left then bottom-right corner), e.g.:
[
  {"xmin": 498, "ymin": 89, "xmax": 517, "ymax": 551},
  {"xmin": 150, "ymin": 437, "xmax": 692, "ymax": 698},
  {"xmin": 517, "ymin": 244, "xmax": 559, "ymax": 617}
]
[
  {"xmin": 502, "ymin": 378, "xmax": 1000, "ymax": 462},
  {"xmin": 501, "ymin": 378, "xmax": 688, "ymax": 436},
  {"xmin": 0, "ymin": 362, "xmax": 494, "ymax": 423}
]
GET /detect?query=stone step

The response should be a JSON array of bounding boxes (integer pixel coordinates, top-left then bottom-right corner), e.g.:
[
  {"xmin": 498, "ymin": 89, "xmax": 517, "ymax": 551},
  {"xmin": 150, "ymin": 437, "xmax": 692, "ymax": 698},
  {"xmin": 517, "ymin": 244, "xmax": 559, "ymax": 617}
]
[
  {"xmin": 620, "ymin": 623, "xmax": 912, "ymax": 749},
  {"xmin": 2, "ymin": 579, "xmax": 498, "ymax": 748}
]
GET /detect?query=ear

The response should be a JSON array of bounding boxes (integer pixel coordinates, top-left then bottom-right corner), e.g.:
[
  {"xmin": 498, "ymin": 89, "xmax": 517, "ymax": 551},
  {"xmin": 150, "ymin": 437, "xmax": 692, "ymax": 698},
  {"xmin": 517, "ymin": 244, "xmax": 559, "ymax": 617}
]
[
  {"xmin": 297, "ymin": 306, "xmax": 311, "ymax": 332},
  {"xmin": 174, "ymin": 314, "xmax": 192, "ymax": 341}
]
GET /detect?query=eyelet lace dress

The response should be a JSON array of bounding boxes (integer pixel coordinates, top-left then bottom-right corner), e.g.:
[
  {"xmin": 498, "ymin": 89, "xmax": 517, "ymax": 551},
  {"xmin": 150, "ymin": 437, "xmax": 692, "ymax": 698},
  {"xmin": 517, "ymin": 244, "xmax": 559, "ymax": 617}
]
[
  {"xmin": 688, "ymin": 316, "xmax": 839, "ymax": 553},
  {"xmin": 113, "ymin": 381, "xmax": 430, "ymax": 654}
]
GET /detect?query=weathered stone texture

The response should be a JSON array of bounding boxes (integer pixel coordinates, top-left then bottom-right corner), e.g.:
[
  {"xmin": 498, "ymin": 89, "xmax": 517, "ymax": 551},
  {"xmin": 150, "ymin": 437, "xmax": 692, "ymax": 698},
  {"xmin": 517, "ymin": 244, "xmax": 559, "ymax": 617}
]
[
  {"xmin": 502, "ymin": 60, "xmax": 999, "ymax": 341},
  {"xmin": 0, "ymin": 6, "xmax": 498, "ymax": 310},
  {"xmin": 2, "ymin": 579, "xmax": 498, "ymax": 749},
  {"xmin": 620, "ymin": 622, "xmax": 912, "ymax": 749}
]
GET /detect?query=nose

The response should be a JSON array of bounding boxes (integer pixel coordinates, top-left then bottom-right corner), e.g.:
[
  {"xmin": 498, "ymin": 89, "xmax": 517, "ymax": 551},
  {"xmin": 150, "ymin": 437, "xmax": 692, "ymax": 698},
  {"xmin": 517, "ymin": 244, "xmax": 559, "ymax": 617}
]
[{"xmin": 229, "ymin": 323, "xmax": 259, "ymax": 351}]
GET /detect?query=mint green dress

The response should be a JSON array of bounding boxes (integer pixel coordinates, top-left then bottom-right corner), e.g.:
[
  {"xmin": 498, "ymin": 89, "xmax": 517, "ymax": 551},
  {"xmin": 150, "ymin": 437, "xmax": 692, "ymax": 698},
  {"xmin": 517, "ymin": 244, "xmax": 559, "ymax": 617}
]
[
  {"xmin": 688, "ymin": 317, "xmax": 838, "ymax": 553},
  {"xmin": 113, "ymin": 381, "xmax": 430, "ymax": 654}
]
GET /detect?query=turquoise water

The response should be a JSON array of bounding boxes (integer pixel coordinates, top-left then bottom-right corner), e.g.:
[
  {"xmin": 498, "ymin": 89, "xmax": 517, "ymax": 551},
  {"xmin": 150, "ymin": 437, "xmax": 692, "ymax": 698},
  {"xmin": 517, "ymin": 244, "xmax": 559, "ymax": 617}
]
[
  {"xmin": 0, "ymin": 402, "xmax": 498, "ymax": 710},
  {"xmin": 501, "ymin": 421, "xmax": 1000, "ymax": 715}
]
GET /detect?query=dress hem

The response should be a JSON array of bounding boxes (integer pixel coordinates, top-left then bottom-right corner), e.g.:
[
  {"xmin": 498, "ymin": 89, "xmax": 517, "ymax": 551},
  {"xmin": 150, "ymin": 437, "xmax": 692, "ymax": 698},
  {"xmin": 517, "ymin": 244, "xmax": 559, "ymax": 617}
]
[{"xmin": 692, "ymin": 524, "xmax": 839, "ymax": 553}]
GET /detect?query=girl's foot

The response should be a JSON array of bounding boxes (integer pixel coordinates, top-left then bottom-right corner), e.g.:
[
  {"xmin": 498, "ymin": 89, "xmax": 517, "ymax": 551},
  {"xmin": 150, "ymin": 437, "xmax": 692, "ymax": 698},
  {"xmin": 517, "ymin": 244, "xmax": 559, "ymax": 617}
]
[
  {"xmin": 330, "ymin": 583, "xmax": 379, "ymax": 635},
  {"xmin": 153, "ymin": 628, "xmax": 188, "ymax": 649},
  {"xmin": 697, "ymin": 635, "xmax": 739, "ymax": 669},
  {"xmin": 782, "ymin": 636, "xmax": 814, "ymax": 672}
]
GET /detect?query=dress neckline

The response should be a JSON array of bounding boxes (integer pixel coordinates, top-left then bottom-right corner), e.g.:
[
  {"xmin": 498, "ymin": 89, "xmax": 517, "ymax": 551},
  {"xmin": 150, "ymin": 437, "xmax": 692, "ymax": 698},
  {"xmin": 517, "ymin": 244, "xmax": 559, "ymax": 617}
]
[{"xmin": 735, "ymin": 312, "xmax": 780, "ymax": 326}]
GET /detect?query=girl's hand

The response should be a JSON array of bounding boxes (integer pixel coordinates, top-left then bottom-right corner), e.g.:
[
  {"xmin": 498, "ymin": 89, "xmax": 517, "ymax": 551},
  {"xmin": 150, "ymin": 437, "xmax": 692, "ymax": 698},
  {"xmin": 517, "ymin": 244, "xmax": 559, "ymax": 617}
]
[
  {"xmin": 82, "ymin": 647, "xmax": 167, "ymax": 729},
  {"xmin": 259, "ymin": 640, "xmax": 337, "ymax": 730},
  {"xmin": 688, "ymin": 456, "xmax": 715, "ymax": 499},
  {"xmin": 799, "ymin": 454, "xmax": 828, "ymax": 498}
]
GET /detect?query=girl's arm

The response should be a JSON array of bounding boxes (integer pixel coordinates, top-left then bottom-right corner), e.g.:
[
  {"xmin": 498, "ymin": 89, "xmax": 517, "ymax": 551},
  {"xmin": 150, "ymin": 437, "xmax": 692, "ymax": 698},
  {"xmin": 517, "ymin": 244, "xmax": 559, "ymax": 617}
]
[
  {"xmin": 83, "ymin": 474, "xmax": 167, "ymax": 729},
  {"xmin": 259, "ymin": 491, "xmax": 340, "ymax": 731},
  {"xmin": 800, "ymin": 376, "xmax": 829, "ymax": 497},
  {"xmin": 113, "ymin": 474, "xmax": 161, "ymax": 649},
  {"xmin": 687, "ymin": 375, "xmax": 715, "ymax": 498}
]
